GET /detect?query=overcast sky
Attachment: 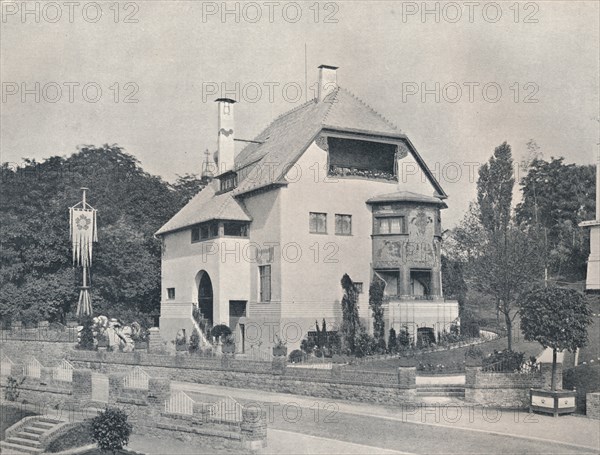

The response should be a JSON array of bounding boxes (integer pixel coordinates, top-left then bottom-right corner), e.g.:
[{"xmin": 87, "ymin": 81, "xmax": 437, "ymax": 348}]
[{"xmin": 1, "ymin": 1, "xmax": 598, "ymax": 226}]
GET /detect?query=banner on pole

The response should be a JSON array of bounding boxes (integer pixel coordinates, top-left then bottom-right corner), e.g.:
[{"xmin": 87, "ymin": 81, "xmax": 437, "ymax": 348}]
[{"xmin": 69, "ymin": 208, "xmax": 98, "ymax": 267}]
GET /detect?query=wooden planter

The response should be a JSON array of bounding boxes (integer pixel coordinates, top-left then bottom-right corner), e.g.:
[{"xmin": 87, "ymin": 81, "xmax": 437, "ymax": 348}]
[
  {"xmin": 222, "ymin": 343, "xmax": 236, "ymax": 354},
  {"xmin": 272, "ymin": 346, "xmax": 287, "ymax": 357},
  {"xmin": 530, "ymin": 389, "xmax": 576, "ymax": 417}
]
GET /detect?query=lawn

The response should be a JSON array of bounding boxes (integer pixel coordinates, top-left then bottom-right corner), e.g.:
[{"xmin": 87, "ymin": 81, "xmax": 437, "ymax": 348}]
[
  {"xmin": 45, "ymin": 420, "xmax": 94, "ymax": 453},
  {"xmin": 0, "ymin": 404, "xmax": 37, "ymax": 439},
  {"xmin": 344, "ymin": 331, "xmax": 544, "ymax": 372}
]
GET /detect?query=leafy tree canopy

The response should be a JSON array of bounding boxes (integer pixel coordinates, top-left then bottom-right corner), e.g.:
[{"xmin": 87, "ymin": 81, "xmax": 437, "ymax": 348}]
[
  {"xmin": 0, "ymin": 145, "xmax": 200, "ymax": 323},
  {"xmin": 519, "ymin": 286, "xmax": 591, "ymax": 352}
]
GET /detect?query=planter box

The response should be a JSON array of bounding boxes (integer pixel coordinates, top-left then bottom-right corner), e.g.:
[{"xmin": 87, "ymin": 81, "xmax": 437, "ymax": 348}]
[
  {"xmin": 530, "ymin": 389, "xmax": 576, "ymax": 417},
  {"xmin": 97, "ymin": 339, "xmax": 108, "ymax": 348},
  {"xmin": 222, "ymin": 343, "xmax": 235, "ymax": 354},
  {"xmin": 273, "ymin": 347, "xmax": 287, "ymax": 357}
]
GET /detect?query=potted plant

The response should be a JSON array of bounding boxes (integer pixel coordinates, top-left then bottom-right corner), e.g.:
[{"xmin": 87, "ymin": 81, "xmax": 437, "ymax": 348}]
[
  {"xmin": 272, "ymin": 336, "xmax": 288, "ymax": 357},
  {"xmin": 520, "ymin": 286, "xmax": 592, "ymax": 417},
  {"xmin": 222, "ymin": 334, "xmax": 235, "ymax": 354}
]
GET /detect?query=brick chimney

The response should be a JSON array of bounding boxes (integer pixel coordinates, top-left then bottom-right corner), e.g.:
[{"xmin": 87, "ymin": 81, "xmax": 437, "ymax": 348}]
[
  {"xmin": 318, "ymin": 64, "xmax": 338, "ymax": 101},
  {"xmin": 215, "ymin": 98, "xmax": 236, "ymax": 175}
]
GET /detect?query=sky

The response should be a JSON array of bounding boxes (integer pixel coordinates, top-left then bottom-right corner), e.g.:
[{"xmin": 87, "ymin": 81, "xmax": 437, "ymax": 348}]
[{"xmin": 1, "ymin": 1, "xmax": 599, "ymax": 226}]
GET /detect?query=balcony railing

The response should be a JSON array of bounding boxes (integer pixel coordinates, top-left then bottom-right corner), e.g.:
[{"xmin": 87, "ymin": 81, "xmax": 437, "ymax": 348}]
[{"xmin": 384, "ymin": 295, "xmax": 455, "ymax": 302}]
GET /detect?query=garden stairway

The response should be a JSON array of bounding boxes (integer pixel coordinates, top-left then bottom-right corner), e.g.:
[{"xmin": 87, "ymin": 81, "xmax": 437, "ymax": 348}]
[{"xmin": 0, "ymin": 416, "xmax": 64, "ymax": 454}]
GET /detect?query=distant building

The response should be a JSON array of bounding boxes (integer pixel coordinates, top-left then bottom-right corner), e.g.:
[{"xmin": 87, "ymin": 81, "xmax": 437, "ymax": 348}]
[{"xmin": 155, "ymin": 65, "xmax": 459, "ymax": 350}]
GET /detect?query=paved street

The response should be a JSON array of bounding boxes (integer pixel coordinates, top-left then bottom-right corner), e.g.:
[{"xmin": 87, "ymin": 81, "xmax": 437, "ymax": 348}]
[{"xmin": 164, "ymin": 381, "xmax": 600, "ymax": 455}]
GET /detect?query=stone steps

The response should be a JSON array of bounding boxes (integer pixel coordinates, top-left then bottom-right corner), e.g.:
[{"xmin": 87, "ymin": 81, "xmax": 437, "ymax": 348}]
[{"xmin": 0, "ymin": 415, "xmax": 64, "ymax": 455}]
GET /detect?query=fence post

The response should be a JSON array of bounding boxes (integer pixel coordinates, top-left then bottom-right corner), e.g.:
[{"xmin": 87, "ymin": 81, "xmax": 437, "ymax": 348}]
[{"xmin": 241, "ymin": 408, "xmax": 267, "ymax": 450}]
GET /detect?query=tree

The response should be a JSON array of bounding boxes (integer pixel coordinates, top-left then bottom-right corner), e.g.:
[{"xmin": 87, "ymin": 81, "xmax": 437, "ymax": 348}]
[
  {"xmin": 516, "ymin": 157, "xmax": 596, "ymax": 281},
  {"xmin": 0, "ymin": 145, "xmax": 194, "ymax": 323},
  {"xmin": 441, "ymin": 254, "xmax": 467, "ymax": 307},
  {"xmin": 519, "ymin": 287, "xmax": 591, "ymax": 390},
  {"xmin": 388, "ymin": 328, "xmax": 397, "ymax": 354},
  {"xmin": 171, "ymin": 173, "xmax": 206, "ymax": 205},
  {"xmin": 340, "ymin": 274, "xmax": 360, "ymax": 355},
  {"xmin": 469, "ymin": 224, "xmax": 543, "ymax": 350},
  {"xmin": 91, "ymin": 407, "xmax": 133, "ymax": 454},
  {"xmin": 477, "ymin": 141, "xmax": 514, "ymax": 235},
  {"xmin": 369, "ymin": 277, "xmax": 386, "ymax": 349}
]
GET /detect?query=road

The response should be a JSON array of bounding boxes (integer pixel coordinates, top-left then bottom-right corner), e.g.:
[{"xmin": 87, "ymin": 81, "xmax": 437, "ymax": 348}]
[{"xmin": 161, "ymin": 381, "xmax": 600, "ymax": 455}]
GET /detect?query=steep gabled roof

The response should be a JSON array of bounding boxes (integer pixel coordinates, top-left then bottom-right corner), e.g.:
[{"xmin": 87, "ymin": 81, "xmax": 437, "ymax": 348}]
[
  {"xmin": 156, "ymin": 87, "xmax": 446, "ymax": 236},
  {"xmin": 155, "ymin": 179, "xmax": 251, "ymax": 235}
]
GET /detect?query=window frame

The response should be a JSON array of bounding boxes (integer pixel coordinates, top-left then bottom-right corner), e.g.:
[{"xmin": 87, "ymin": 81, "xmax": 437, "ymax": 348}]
[
  {"xmin": 309, "ymin": 212, "xmax": 328, "ymax": 234},
  {"xmin": 374, "ymin": 216, "xmax": 407, "ymax": 235},
  {"xmin": 259, "ymin": 265, "xmax": 272, "ymax": 303},
  {"xmin": 335, "ymin": 214, "xmax": 352, "ymax": 235},
  {"xmin": 166, "ymin": 288, "xmax": 175, "ymax": 300}
]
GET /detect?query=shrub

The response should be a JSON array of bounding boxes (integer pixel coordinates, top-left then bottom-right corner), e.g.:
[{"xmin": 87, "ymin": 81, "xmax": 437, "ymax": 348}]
[
  {"xmin": 465, "ymin": 345, "xmax": 484, "ymax": 359},
  {"xmin": 460, "ymin": 309, "xmax": 480, "ymax": 338},
  {"xmin": 397, "ymin": 329, "xmax": 411, "ymax": 350},
  {"xmin": 354, "ymin": 329, "xmax": 377, "ymax": 358},
  {"xmin": 189, "ymin": 328, "xmax": 200, "ymax": 354},
  {"xmin": 91, "ymin": 407, "xmax": 132, "ymax": 453},
  {"xmin": 289, "ymin": 349, "xmax": 304, "ymax": 363},
  {"xmin": 211, "ymin": 324, "xmax": 232, "ymax": 342},
  {"xmin": 388, "ymin": 328, "xmax": 397, "ymax": 354},
  {"xmin": 482, "ymin": 349, "xmax": 525, "ymax": 372},
  {"xmin": 77, "ymin": 316, "xmax": 95, "ymax": 350},
  {"xmin": 5, "ymin": 376, "xmax": 25, "ymax": 401}
]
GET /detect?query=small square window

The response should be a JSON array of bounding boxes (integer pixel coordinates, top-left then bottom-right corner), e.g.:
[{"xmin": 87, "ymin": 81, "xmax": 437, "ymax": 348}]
[
  {"xmin": 354, "ymin": 282, "xmax": 363, "ymax": 294},
  {"xmin": 167, "ymin": 288, "xmax": 175, "ymax": 300},
  {"xmin": 309, "ymin": 212, "xmax": 327, "ymax": 234},
  {"xmin": 335, "ymin": 214, "xmax": 352, "ymax": 235}
]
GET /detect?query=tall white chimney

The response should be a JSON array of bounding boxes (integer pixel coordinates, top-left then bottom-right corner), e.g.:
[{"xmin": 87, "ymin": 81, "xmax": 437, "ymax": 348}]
[
  {"xmin": 216, "ymin": 98, "xmax": 236, "ymax": 175},
  {"xmin": 318, "ymin": 64, "xmax": 338, "ymax": 101}
]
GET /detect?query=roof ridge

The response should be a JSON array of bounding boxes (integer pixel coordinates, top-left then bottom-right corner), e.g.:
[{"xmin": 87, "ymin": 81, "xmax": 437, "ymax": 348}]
[
  {"xmin": 321, "ymin": 88, "xmax": 341, "ymax": 125},
  {"xmin": 337, "ymin": 86, "xmax": 401, "ymax": 132},
  {"xmin": 250, "ymin": 97, "xmax": 317, "ymax": 142}
]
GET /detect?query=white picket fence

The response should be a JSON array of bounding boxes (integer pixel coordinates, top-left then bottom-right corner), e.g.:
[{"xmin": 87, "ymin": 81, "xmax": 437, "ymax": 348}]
[
  {"xmin": 0, "ymin": 355, "xmax": 13, "ymax": 377},
  {"xmin": 247, "ymin": 346, "xmax": 273, "ymax": 362},
  {"xmin": 123, "ymin": 366, "xmax": 149, "ymax": 390},
  {"xmin": 53, "ymin": 360, "xmax": 74, "ymax": 382},
  {"xmin": 209, "ymin": 396, "xmax": 243, "ymax": 423},
  {"xmin": 24, "ymin": 357, "xmax": 42, "ymax": 378},
  {"xmin": 164, "ymin": 391, "xmax": 194, "ymax": 415}
]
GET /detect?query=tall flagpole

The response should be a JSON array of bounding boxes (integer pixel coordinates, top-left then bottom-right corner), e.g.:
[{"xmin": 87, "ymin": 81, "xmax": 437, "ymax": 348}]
[{"xmin": 71, "ymin": 187, "xmax": 97, "ymax": 319}]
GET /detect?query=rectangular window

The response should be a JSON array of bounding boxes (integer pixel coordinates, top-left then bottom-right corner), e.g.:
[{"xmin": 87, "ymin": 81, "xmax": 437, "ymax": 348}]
[
  {"xmin": 224, "ymin": 221, "xmax": 249, "ymax": 237},
  {"xmin": 335, "ymin": 214, "xmax": 352, "ymax": 235},
  {"xmin": 220, "ymin": 173, "xmax": 237, "ymax": 192},
  {"xmin": 309, "ymin": 212, "xmax": 327, "ymax": 234},
  {"xmin": 354, "ymin": 282, "xmax": 363, "ymax": 294},
  {"xmin": 191, "ymin": 221, "xmax": 220, "ymax": 243},
  {"xmin": 167, "ymin": 288, "xmax": 175, "ymax": 300},
  {"xmin": 259, "ymin": 265, "xmax": 271, "ymax": 302},
  {"xmin": 191, "ymin": 226, "xmax": 200, "ymax": 242},
  {"xmin": 376, "ymin": 216, "xmax": 406, "ymax": 234}
]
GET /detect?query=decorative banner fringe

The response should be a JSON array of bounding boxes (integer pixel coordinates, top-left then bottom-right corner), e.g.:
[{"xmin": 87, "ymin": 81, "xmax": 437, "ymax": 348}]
[{"xmin": 69, "ymin": 208, "xmax": 97, "ymax": 267}]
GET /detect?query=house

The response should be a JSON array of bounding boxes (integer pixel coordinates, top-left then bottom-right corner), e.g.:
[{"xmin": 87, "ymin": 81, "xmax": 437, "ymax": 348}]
[{"xmin": 155, "ymin": 65, "xmax": 459, "ymax": 351}]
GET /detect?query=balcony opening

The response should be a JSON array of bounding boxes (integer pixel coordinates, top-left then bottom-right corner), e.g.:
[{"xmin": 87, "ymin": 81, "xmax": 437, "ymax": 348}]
[
  {"xmin": 328, "ymin": 137, "xmax": 397, "ymax": 181},
  {"xmin": 374, "ymin": 269, "xmax": 399, "ymax": 297},
  {"xmin": 410, "ymin": 269, "xmax": 431, "ymax": 297}
]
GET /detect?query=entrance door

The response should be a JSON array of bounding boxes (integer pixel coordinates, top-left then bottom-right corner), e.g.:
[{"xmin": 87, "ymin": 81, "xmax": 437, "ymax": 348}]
[
  {"xmin": 229, "ymin": 301, "xmax": 247, "ymax": 353},
  {"xmin": 198, "ymin": 272, "xmax": 213, "ymax": 325}
]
